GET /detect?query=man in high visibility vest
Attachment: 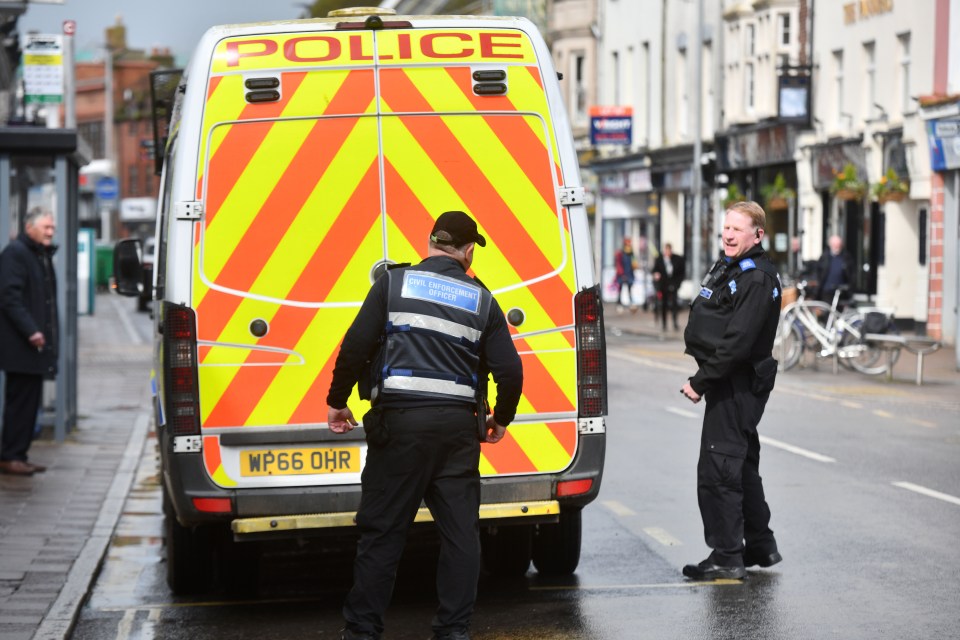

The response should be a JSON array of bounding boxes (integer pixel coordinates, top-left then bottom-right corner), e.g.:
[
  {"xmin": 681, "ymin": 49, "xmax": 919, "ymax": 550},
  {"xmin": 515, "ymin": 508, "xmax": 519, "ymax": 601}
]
[{"xmin": 327, "ymin": 210, "xmax": 523, "ymax": 640}]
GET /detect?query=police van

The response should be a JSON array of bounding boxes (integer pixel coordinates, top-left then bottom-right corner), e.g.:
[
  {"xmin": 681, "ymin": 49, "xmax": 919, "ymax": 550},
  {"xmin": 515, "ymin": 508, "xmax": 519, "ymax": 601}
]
[{"xmin": 114, "ymin": 7, "xmax": 607, "ymax": 594}]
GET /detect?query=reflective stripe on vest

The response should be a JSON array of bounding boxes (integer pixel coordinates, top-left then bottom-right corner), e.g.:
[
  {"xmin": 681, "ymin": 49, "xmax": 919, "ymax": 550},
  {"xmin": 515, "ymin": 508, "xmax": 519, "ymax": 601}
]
[{"xmin": 387, "ymin": 311, "xmax": 482, "ymax": 351}]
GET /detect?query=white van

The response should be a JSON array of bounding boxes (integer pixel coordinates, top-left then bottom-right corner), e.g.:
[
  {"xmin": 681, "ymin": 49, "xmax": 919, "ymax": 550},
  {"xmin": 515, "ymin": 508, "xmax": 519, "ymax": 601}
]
[{"xmin": 114, "ymin": 7, "xmax": 607, "ymax": 594}]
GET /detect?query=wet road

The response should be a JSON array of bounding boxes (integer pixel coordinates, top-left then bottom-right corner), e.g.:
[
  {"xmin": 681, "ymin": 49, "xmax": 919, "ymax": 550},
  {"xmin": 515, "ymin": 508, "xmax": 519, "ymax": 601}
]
[{"xmin": 70, "ymin": 312, "xmax": 960, "ymax": 639}]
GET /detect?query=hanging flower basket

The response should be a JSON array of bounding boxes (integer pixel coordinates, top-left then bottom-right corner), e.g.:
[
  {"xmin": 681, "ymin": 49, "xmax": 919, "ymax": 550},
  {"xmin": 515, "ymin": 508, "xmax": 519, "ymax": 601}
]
[
  {"xmin": 872, "ymin": 168, "xmax": 909, "ymax": 204},
  {"xmin": 760, "ymin": 172, "xmax": 795, "ymax": 210},
  {"xmin": 830, "ymin": 163, "xmax": 866, "ymax": 201},
  {"xmin": 834, "ymin": 188, "xmax": 864, "ymax": 201},
  {"xmin": 878, "ymin": 191, "xmax": 907, "ymax": 203},
  {"xmin": 766, "ymin": 196, "xmax": 789, "ymax": 210}
]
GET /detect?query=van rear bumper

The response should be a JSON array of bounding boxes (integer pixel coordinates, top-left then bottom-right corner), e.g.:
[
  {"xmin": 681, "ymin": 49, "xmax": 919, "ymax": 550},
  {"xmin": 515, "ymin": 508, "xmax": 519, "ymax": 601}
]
[{"xmin": 164, "ymin": 431, "xmax": 604, "ymax": 531}]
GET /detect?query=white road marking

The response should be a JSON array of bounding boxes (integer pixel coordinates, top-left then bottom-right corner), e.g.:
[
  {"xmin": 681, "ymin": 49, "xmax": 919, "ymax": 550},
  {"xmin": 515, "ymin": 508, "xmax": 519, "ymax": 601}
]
[
  {"xmin": 115, "ymin": 608, "xmax": 136, "ymax": 640},
  {"xmin": 758, "ymin": 435, "xmax": 836, "ymax": 463},
  {"xmin": 110, "ymin": 295, "xmax": 144, "ymax": 345},
  {"xmin": 840, "ymin": 400, "xmax": 862, "ymax": 409},
  {"xmin": 643, "ymin": 526, "xmax": 683, "ymax": 547},
  {"xmin": 907, "ymin": 418, "xmax": 937, "ymax": 429},
  {"xmin": 666, "ymin": 406, "xmax": 699, "ymax": 419},
  {"xmin": 609, "ymin": 350, "xmax": 690, "ymax": 373},
  {"xmin": 602, "ymin": 500, "xmax": 636, "ymax": 517},
  {"xmin": 892, "ymin": 481, "xmax": 960, "ymax": 507},
  {"xmin": 873, "ymin": 409, "xmax": 894, "ymax": 419}
]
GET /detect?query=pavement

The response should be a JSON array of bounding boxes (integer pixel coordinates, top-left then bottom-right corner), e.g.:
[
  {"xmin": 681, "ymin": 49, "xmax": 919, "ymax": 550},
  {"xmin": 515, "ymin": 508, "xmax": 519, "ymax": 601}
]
[
  {"xmin": 0, "ymin": 293, "xmax": 956, "ymax": 640},
  {"xmin": 603, "ymin": 300, "xmax": 960, "ymax": 399},
  {"xmin": 0, "ymin": 293, "xmax": 152, "ymax": 640}
]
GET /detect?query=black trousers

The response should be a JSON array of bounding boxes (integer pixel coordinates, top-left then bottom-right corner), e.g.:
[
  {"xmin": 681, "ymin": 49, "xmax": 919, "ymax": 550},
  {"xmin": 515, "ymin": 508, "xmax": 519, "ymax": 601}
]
[
  {"xmin": 696, "ymin": 371, "xmax": 777, "ymax": 567},
  {"xmin": 344, "ymin": 405, "xmax": 481, "ymax": 638},
  {"xmin": 1, "ymin": 372, "xmax": 43, "ymax": 462},
  {"xmin": 659, "ymin": 286, "xmax": 679, "ymax": 328}
]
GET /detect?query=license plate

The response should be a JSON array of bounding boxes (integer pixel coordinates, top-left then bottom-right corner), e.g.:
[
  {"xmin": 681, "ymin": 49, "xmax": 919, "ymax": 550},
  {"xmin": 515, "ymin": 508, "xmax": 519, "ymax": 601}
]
[{"xmin": 240, "ymin": 447, "xmax": 361, "ymax": 477}]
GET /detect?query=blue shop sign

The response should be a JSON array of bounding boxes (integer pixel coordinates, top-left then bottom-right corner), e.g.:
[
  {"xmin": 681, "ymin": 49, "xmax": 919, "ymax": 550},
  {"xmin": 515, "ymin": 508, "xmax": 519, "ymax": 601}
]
[{"xmin": 926, "ymin": 118, "xmax": 960, "ymax": 171}]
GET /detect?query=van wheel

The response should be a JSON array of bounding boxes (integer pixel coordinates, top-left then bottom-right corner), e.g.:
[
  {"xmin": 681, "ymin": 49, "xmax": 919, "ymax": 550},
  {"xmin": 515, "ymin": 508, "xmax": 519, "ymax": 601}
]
[
  {"xmin": 532, "ymin": 508, "xmax": 582, "ymax": 576},
  {"xmin": 481, "ymin": 525, "xmax": 532, "ymax": 577},
  {"xmin": 163, "ymin": 492, "xmax": 214, "ymax": 595}
]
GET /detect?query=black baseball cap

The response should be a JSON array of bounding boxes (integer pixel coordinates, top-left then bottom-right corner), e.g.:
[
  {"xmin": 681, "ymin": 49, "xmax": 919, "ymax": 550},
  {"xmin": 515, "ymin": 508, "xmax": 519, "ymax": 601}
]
[{"xmin": 430, "ymin": 210, "xmax": 486, "ymax": 247}]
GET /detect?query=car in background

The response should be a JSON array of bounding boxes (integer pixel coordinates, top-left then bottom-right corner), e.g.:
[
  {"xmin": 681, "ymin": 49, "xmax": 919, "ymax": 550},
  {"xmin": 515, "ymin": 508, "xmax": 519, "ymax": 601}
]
[{"xmin": 138, "ymin": 236, "xmax": 155, "ymax": 312}]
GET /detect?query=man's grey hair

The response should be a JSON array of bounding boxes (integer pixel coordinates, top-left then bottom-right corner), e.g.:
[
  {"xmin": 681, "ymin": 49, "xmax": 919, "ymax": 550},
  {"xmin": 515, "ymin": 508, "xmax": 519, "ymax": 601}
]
[{"xmin": 24, "ymin": 207, "xmax": 54, "ymax": 227}]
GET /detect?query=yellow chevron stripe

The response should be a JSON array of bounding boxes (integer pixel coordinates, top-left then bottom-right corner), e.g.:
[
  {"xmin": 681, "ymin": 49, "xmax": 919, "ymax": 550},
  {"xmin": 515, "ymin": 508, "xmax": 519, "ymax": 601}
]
[
  {"xmin": 201, "ymin": 120, "xmax": 313, "ymax": 282},
  {"xmin": 211, "ymin": 463, "xmax": 237, "ymax": 487},
  {"xmin": 510, "ymin": 423, "xmax": 575, "ymax": 472},
  {"xmin": 380, "ymin": 117, "xmax": 564, "ymax": 340},
  {"xmin": 507, "ymin": 65, "xmax": 562, "ymax": 169},
  {"xmin": 246, "ymin": 226, "xmax": 383, "ymax": 426},
  {"xmin": 197, "ymin": 75, "xmax": 247, "ymax": 191}
]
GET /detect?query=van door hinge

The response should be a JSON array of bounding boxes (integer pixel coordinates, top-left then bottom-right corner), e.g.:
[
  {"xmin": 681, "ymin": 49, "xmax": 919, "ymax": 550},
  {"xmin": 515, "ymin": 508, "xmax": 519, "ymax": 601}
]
[
  {"xmin": 175, "ymin": 201, "xmax": 203, "ymax": 220},
  {"xmin": 173, "ymin": 436, "xmax": 202, "ymax": 453},
  {"xmin": 559, "ymin": 187, "xmax": 585, "ymax": 206}
]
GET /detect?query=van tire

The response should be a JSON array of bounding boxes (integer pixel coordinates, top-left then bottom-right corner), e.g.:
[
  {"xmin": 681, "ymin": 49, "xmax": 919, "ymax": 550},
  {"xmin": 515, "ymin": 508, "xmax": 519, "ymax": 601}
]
[
  {"xmin": 532, "ymin": 507, "xmax": 582, "ymax": 576},
  {"xmin": 480, "ymin": 525, "xmax": 532, "ymax": 577},
  {"xmin": 163, "ymin": 492, "xmax": 214, "ymax": 595}
]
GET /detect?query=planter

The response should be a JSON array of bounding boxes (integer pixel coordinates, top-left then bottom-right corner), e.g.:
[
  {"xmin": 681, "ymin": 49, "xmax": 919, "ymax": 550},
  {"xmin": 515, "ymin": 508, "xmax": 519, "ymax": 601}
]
[
  {"xmin": 834, "ymin": 188, "xmax": 863, "ymax": 201},
  {"xmin": 766, "ymin": 196, "xmax": 789, "ymax": 210},
  {"xmin": 878, "ymin": 191, "xmax": 907, "ymax": 203}
]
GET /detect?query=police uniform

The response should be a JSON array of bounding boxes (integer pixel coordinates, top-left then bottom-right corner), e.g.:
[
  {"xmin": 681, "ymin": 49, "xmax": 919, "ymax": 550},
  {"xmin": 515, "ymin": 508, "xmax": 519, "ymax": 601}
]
[
  {"xmin": 683, "ymin": 245, "xmax": 781, "ymax": 572},
  {"xmin": 327, "ymin": 235, "xmax": 522, "ymax": 639}
]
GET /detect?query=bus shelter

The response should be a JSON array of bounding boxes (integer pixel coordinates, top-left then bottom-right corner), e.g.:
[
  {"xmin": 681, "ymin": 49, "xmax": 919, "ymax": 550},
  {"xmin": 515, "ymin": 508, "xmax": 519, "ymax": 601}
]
[{"xmin": 0, "ymin": 127, "xmax": 89, "ymax": 441}]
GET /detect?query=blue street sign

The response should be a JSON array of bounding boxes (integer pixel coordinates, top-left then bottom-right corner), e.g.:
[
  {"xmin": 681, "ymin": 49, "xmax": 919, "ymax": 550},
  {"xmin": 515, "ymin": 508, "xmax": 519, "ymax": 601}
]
[{"xmin": 95, "ymin": 176, "xmax": 119, "ymax": 201}]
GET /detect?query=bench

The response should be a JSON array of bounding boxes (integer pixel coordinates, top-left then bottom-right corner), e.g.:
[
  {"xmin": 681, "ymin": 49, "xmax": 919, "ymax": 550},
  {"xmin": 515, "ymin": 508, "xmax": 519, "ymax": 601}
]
[{"xmin": 864, "ymin": 334, "xmax": 942, "ymax": 385}]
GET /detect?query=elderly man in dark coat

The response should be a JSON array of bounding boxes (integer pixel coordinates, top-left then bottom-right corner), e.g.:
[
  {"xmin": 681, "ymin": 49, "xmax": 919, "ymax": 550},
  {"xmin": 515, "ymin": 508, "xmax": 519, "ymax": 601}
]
[{"xmin": 0, "ymin": 209, "xmax": 59, "ymax": 476}]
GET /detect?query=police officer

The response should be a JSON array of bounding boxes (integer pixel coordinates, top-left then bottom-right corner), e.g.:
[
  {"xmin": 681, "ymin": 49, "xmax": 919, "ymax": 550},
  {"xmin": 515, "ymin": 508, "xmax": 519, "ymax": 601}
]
[
  {"xmin": 679, "ymin": 200, "xmax": 782, "ymax": 580},
  {"xmin": 327, "ymin": 210, "xmax": 523, "ymax": 640}
]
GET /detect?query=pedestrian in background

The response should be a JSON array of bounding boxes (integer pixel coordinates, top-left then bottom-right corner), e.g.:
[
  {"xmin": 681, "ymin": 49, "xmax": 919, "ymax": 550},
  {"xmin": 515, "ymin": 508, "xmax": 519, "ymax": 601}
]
[
  {"xmin": 0, "ymin": 208, "xmax": 58, "ymax": 476},
  {"xmin": 326, "ymin": 210, "xmax": 523, "ymax": 640},
  {"xmin": 815, "ymin": 234, "xmax": 854, "ymax": 305},
  {"xmin": 652, "ymin": 242, "xmax": 686, "ymax": 331},
  {"xmin": 679, "ymin": 201, "xmax": 782, "ymax": 580},
  {"xmin": 614, "ymin": 237, "xmax": 638, "ymax": 313}
]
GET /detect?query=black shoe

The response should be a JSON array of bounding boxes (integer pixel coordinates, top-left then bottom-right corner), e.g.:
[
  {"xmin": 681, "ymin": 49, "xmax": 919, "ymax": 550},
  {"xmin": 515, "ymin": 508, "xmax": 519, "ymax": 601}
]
[
  {"xmin": 431, "ymin": 629, "xmax": 471, "ymax": 640},
  {"xmin": 743, "ymin": 550, "xmax": 782, "ymax": 568},
  {"xmin": 340, "ymin": 628, "xmax": 379, "ymax": 640},
  {"xmin": 682, "ymin": 559, "xmax": 746, "ymax": 580}
]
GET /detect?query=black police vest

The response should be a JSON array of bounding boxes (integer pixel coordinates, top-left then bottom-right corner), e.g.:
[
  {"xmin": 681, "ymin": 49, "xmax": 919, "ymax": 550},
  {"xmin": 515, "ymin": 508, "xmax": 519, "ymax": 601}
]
[
  {"xmin": 686, "ymin": 254, "xmax": 782, "ymax": 359},
  {"xmin": 375, "ymin": 267, "xmax": 493, "ymax": 404}
]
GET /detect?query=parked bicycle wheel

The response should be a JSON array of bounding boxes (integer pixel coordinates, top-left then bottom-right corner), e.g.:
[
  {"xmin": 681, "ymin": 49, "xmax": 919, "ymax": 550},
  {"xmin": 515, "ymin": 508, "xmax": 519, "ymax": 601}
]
[
  {"xmin": 776, "ymin": 321, "xmax": 804, "ymax": 371},
  {"xmin": 839, "ymin": 313, "xmax": 900, "ymax": 375}
]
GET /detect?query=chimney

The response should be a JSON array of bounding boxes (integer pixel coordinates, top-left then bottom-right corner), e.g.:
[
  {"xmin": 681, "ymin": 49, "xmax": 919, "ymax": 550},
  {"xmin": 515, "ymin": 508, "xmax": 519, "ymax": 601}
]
[{"xmin": 106, "ymin": 15, "xmax": 126, "ymax": 52}]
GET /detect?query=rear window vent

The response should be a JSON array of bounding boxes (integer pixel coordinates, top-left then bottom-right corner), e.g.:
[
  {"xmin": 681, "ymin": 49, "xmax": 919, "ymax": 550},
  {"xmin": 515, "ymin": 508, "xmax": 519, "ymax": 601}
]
[{"xmin": 472, "ymin": 68, "xmax": 508, "ymax": 96}]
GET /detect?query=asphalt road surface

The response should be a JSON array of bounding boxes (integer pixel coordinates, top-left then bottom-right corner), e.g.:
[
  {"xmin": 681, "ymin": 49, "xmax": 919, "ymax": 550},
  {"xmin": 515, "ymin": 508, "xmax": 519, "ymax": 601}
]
[{"xmin": 70, "ymin": 314, "xmax": 960, "ymax": 639}]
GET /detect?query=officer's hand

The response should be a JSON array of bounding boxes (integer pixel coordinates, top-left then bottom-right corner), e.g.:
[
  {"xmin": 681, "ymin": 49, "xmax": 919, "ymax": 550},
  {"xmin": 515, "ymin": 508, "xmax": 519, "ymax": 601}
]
[
  {"xmin": 680, "ymin": 381, "xmax": 701, "ymax": 404},
  {"xmin": 484, "ymin": 416, "xmax": 507, "ymax": 444},
  {"xmin": 327, "ymin": 406, "xmax": 358, "ymax": 433}
]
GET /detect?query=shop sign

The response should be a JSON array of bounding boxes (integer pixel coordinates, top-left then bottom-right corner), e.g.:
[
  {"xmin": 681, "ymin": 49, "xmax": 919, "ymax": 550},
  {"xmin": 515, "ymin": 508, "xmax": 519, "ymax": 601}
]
[
  {"xmin": 811, "ymin": 142, "xmax": 865, "ymax": 191},
  {"xmin": 926, "ymin": 118, "xmax": 960, "ymax": 171},
  {"xmin": 719, "ymin": 125, "xmax": 795, "ymax": 170},
  {"xmin": 590, "ymin": 106, "xmax": 633, "ymax": 146}
]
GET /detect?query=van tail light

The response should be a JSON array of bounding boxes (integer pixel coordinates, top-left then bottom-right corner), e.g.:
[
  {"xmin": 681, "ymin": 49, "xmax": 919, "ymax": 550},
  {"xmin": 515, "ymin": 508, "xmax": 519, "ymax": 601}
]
[
  {"xmin": 575, "ymin": 285, "xmax": 607, "ymax": 418},
  {"xmin": 163, "ymin": 302, "xmax": 201, "ymax": 436}
]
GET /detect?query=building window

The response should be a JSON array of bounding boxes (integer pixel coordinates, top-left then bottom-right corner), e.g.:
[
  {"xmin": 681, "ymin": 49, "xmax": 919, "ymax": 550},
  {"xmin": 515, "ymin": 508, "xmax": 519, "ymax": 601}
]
[
  {"xmin": 745, "ymin": 23, "xmax": 755, "ymax": 57},
  {"xmin": 129, "ymin": 164, "xmax": 138, "ymax": 196},
  {"xmin": 864, "ymin": 41, "xmax": 876, "ymax": 120},
  {"xmin": 639, "ymin": 41, "xmax": 650, "ymax": 145},
  {"xmin": 78, "ymin": 121, "xmax": 104, "ymax": 159},
  {"xmin": 677, "ymin": 49, "xmax": 688, "ymax": 138},
  {"xmin": 612, "ymin": 50, "xmax": 620, "ymax": 104},
  {"xmin": 778, "ymin": 13, "xmax": 791, "ymax": 47},
  {"xmin": 745, "ymin": 62, "xmax": 755, "ymax": 112},
  {"xmin": 898, "ymin": 32, "xmax": 911, "ymax": 115},
  {"xmin": 573, "ymin": 53, "xmax": 587, "ymax": 124},
  {"xmin": 833, "ymin": 49, "xmax": 844, "ymax": 129}
]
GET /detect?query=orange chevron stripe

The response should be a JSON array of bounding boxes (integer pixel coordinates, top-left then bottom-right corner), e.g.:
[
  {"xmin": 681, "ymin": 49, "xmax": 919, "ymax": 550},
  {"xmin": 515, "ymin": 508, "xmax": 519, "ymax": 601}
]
[
  {"xmin": 203, "ymin": 435, "xmax": 222, "ymax": 474},
  {"xmin": 481, "ymin": 430, "xmax": 536, "ymax": 474},
  {"xmin": 203, "ymin": 72, "xmax": 308, "ymax": 226},
  {"xmin": 513, "ymin": 337, "xmax": 575, "ymax": 413},
  {"xmin": 445, "ymin": 67, "xmax": 558, "ymax": 211},
  {"xmin": 204, "ymin": 117, "xmax": 365, "ymax": 296},
  {"xmin": 382, "ymin": 158, "xmax": 440, "ymax": 257},
  {"xmin": 547, "ymin": 421, "xmax": 577, "ymax": 457},
  {"xmin": 202, "ymin": 165, "xmax": 382, "ymax": 427},
  {"xmin": 207, "ymin": 76, "xmax": 224, "ymax": 102},
  {"xmin": 378, "ymin": 71, "xmax": 572, "ymax": 327}
]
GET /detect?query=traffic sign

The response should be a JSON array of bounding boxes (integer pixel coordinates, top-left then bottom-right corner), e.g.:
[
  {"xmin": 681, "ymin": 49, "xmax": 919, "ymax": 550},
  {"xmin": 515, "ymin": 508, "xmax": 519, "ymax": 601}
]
[
  {"xmin": 63, "ymin": 20, "xmax": 76, "ymax": 36},
  {"xmin": 95, "ymin": 176, "xmax": 119, "ymax": 202}
]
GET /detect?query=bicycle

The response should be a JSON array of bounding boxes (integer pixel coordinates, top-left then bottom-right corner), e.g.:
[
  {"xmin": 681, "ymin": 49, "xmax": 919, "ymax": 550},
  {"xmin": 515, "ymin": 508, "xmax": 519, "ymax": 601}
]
[{"xmin": 775, "ymin": 282, "xmax": 899, "ymax": 375}]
